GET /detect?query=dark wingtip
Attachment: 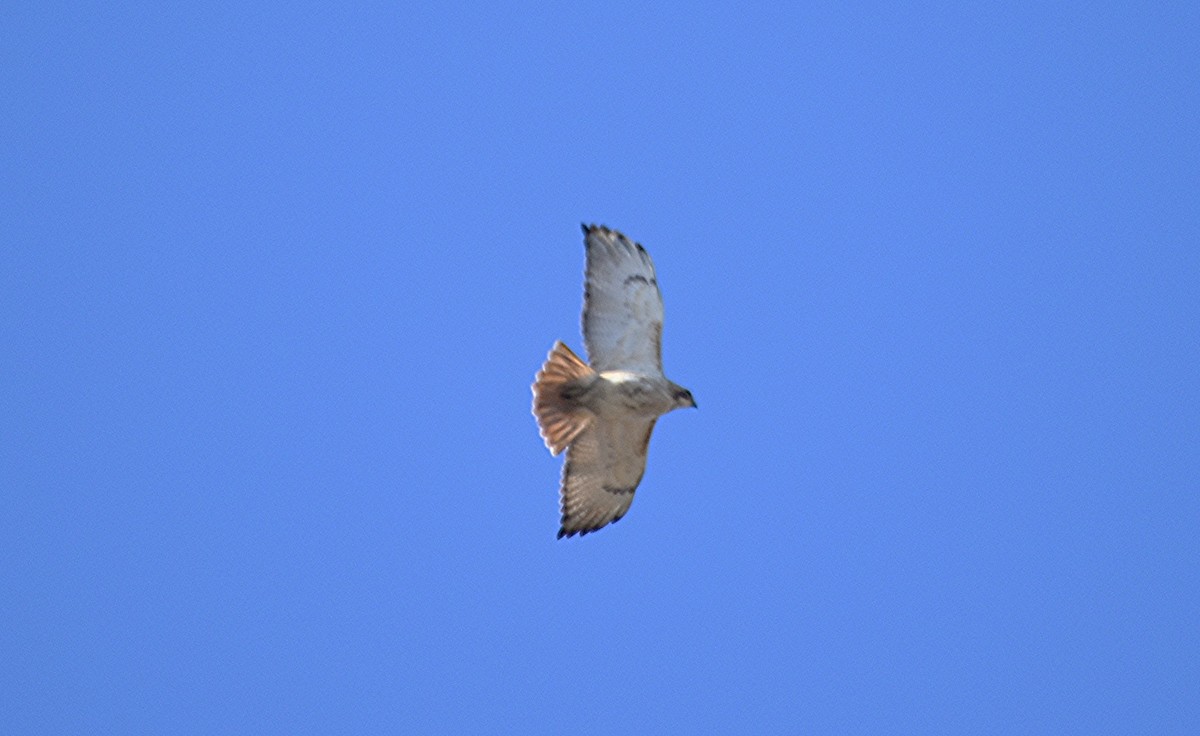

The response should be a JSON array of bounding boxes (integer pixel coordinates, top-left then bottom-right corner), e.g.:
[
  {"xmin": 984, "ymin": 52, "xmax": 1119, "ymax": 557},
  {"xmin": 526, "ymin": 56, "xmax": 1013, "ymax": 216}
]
[
  {"xmin": 558, "ymin": 522, "xmax": 611, "ymax": 539},
  {"xmin": 580, "ymin": 222, "xmax": 591, "ymax": 235}
]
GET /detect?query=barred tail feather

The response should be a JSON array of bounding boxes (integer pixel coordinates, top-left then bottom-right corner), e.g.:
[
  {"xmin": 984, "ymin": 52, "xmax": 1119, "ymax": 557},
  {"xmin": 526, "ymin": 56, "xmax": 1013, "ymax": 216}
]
[{"xmin": 532, "ymin": 342, "xmax": 595, "ymax": 455}]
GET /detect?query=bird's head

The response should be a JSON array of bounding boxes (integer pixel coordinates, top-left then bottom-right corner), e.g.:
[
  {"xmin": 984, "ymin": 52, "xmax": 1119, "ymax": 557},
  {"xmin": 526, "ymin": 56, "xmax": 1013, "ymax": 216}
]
[{"xmin": 670, "ymin": 384, "xmax": 698, "ymax": 410}]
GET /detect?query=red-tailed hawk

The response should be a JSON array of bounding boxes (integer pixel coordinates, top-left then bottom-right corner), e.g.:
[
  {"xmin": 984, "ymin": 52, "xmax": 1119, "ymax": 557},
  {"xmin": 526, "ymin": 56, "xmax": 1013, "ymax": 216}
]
[{"xmin": 532, "ymin": 224, "xmax": 696, "ymax": 538}]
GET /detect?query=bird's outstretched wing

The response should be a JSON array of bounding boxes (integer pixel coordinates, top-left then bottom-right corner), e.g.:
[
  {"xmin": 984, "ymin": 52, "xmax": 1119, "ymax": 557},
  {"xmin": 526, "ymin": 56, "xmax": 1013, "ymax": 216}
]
[
  {"xmin": 558, "ymin": 416, "xmax": 657, "ymax": 538},
  {"xmin": 581, "ymin": 224, "xmax": 664, "ymax": 374}
]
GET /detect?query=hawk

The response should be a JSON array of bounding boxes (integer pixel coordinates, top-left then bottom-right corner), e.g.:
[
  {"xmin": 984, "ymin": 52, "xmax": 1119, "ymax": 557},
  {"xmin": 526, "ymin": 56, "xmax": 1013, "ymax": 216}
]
[{"xmin": 532, "ymin": 224, "xmax": 697, "ymax": 538}]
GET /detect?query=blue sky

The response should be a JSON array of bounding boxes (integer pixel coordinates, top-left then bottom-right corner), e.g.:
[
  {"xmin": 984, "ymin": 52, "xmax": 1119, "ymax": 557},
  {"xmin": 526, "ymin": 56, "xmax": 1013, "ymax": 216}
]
[{"xmin": 3, "ymin": 2, "xmax": 1198, "ymax": 733}]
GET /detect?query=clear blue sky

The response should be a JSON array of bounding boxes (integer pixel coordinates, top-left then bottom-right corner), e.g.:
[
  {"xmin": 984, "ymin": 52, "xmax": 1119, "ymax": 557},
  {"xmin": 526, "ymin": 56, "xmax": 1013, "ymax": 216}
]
[{"xmin": 3, "ymin": 2, "xmax": 1197, "ymax": 733}]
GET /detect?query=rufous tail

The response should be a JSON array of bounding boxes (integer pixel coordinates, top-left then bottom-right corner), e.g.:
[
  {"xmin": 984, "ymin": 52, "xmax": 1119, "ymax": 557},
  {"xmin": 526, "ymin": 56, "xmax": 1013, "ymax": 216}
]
[{"xmin": 531, "ymin": 342, "xmax": 595, "ymax": 455}]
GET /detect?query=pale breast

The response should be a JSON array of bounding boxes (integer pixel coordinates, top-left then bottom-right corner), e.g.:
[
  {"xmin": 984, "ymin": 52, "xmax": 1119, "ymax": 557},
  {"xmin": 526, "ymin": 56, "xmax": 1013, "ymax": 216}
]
[{"xmin": 593, "ymin": 372, "xmax": 675, "ymax": 418}]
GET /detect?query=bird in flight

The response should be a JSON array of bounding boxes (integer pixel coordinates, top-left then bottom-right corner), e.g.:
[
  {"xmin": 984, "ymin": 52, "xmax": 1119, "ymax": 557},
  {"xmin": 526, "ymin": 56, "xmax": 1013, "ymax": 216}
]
[{"xmin": 532, "ymin": 224, "xmax": 696, "ymax": 538}]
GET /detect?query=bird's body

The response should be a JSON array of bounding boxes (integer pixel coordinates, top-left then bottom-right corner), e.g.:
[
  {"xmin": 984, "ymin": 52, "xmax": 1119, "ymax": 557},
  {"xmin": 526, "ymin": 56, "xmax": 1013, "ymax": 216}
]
[
  {"xmin": 572, "ymin": 371, "xmax": 680, "ymax": 418},
  {"xmin": 532, "ymin": 224, "xmax": 695, "ymax": 538}
]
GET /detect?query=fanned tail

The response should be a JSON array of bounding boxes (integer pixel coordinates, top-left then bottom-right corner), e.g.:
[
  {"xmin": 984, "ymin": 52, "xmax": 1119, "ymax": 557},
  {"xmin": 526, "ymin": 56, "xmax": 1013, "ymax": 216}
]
[{"xmin": 531, "ymin": 342, "xmax": 595, "ymax": 455}]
